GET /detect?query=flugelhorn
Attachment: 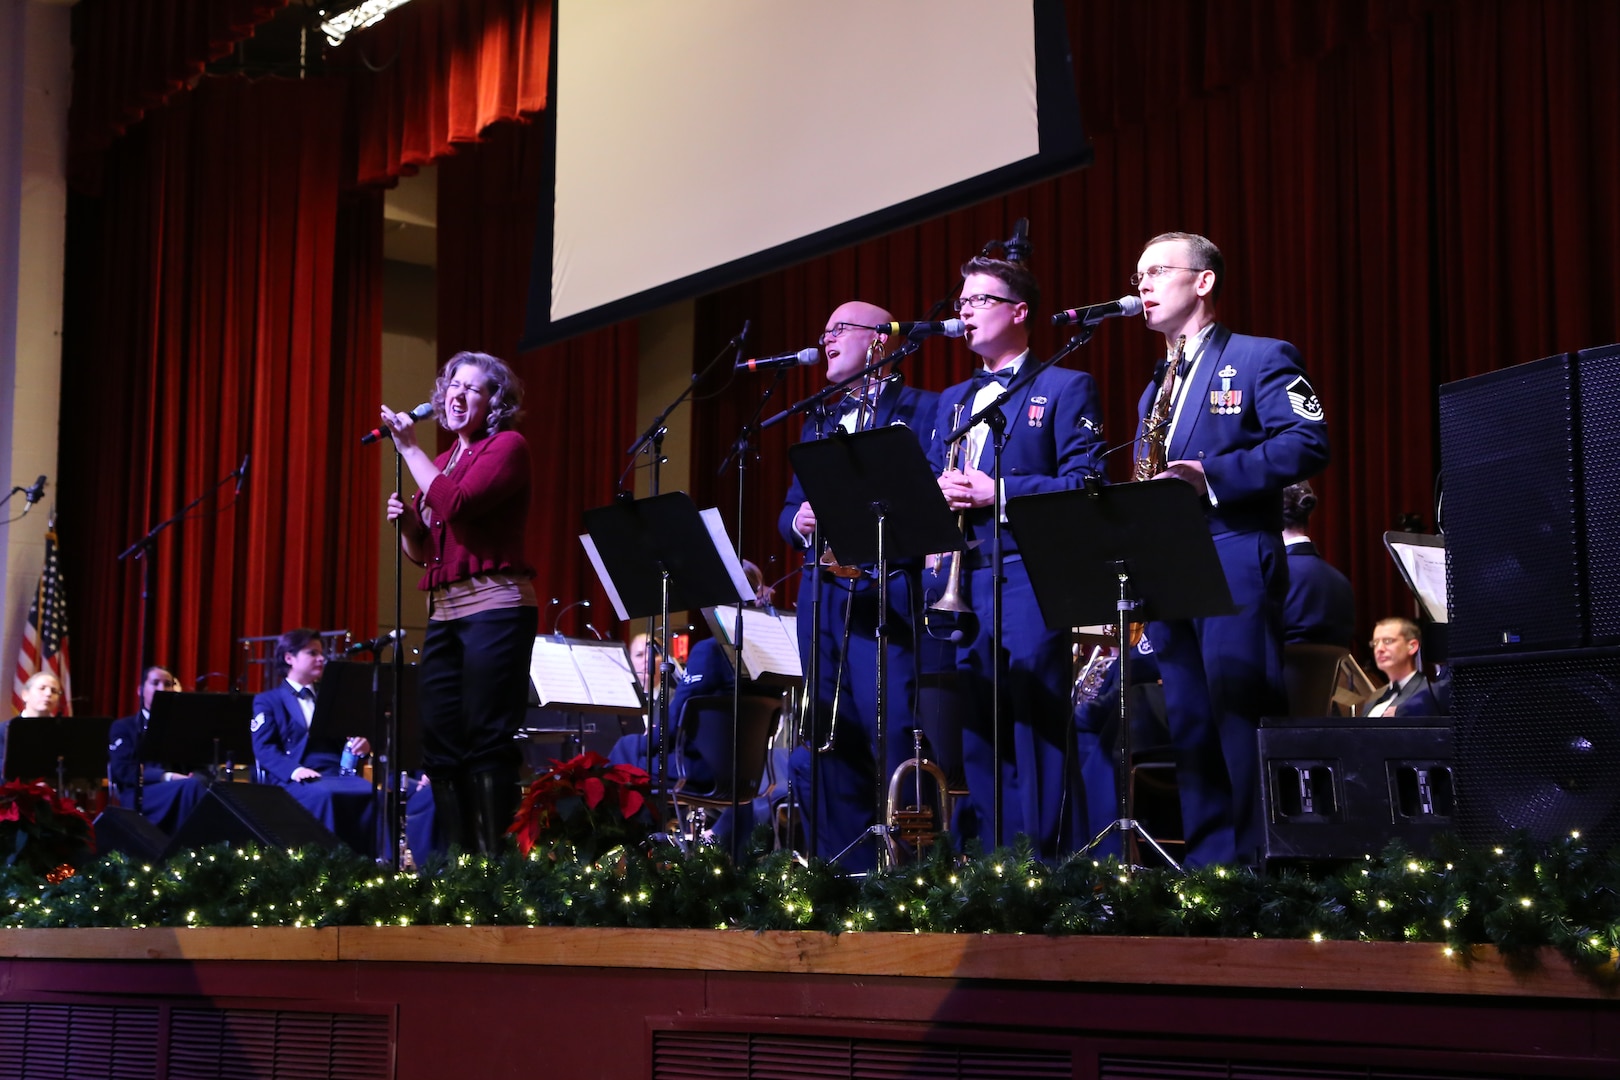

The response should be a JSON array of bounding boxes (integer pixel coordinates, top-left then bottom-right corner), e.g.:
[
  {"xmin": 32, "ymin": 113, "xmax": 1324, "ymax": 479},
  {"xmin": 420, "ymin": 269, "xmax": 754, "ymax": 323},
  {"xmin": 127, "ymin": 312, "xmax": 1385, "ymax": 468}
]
[
  {"xmin": 928, "ymin": 402, "xmax": 972, "ymax": 614},
  {"xmin": 883, "ymin": 727, "xmax": 955, "ymax": 864}
]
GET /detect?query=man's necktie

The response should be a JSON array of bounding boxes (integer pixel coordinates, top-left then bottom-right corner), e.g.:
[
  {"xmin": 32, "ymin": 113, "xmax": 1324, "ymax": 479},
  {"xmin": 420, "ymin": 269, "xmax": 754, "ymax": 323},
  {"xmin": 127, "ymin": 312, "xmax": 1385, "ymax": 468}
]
[{"xmin": 972, "ymin": 367, "xmax": 1015, "ymax": 389}]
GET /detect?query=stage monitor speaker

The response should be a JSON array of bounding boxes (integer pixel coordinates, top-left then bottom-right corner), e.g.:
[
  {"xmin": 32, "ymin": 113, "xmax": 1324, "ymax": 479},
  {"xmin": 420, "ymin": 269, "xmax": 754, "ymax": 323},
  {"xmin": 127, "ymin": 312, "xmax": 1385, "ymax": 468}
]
[
  {"xmin": 1258, "ymin": 717, "xmax": 1453, "ymax": 862},
  {"xmin": 163, "ymin": 783, "xmax": 344, "ymax": 858},
  {"xmin": 93, "ymin": 806, "xmax": 170, "ymax": 864},
  {"xmin": 1439, "ymin": 343, "xmax": 1620, "ymax": 657},
  {"xmin": 1440, "ymin": 353, "xmax": 1581, "ymax": 655},
  {"xmin": 1451, "ymin": 648, "xmax": 1620, "ymax": 849},
  {"xmin": 1577, "ymin": 344, "xmax": 1620, "ymax": 641}
]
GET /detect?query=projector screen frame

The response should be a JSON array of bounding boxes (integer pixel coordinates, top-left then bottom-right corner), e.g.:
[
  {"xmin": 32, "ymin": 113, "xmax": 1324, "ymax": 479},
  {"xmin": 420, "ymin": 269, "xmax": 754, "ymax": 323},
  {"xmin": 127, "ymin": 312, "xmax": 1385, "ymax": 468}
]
[{"xmin": 521, "ymin": 0, "xmax": 1090, "ymax": 351}]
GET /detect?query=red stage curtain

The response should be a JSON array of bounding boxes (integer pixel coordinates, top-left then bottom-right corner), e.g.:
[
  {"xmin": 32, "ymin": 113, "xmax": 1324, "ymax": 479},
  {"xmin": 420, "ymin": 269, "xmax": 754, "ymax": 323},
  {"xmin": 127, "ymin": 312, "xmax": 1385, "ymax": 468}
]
[
  {"xmin": 435, "ymin": 118, "xmax": 640, "ymax": 640},
  {"xmin": 58, "ymin": 76, "xmax": 379, "ymax": 713},
  {"xmin": 338, "ymin": 0, "xmax": 553, "ymax": 188},
  {"xmin": 67, "ymin": 0, "xmax": 288, "ymax": 190},
  {"xmin": 687, "ymin": 1, "xmax": 1620, "ymax": 647}
]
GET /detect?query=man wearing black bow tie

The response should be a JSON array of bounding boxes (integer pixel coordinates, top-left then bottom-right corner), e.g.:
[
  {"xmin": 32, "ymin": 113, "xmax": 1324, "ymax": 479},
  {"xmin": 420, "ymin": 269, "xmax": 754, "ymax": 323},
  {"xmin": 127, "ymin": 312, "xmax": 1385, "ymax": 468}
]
[
  {"xmin": 932, "ymin": 256, "xmax": 1106, "ymax": 858},
  {"xmin": 250, "ymin": 628, "xmax": 376, "ymax": 855},
  {"xmin": 1365, "ymin": 617, "xmax": 1438, "ymax": 717},
  {"xmin": 779, "ymin": 301, "xmax": 939, "ymax": 870}
]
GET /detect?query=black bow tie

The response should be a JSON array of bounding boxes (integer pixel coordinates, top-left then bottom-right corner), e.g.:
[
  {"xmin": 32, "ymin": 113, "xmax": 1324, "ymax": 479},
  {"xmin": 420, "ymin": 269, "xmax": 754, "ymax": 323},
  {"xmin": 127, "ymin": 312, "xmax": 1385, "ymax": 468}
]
[
  {"xmin": 296, "ymin": 686, "xmax": 315, "ymax": 701},
  {"xmin": 973, "ymin": 367, "xmax": 1017, "ymax": 389}
]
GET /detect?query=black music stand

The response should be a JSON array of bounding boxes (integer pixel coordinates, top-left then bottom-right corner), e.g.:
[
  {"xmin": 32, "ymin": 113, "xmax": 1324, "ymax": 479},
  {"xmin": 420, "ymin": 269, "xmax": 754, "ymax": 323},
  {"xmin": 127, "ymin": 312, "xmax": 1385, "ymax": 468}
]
[
  {"xmin": 1007, "ymin": 479, "xmax": 1233, "ymax": 870},
  {"xmin": 4, "ymin": 716, "xmax": 112, "ymax": 799},
  {"xmin": 313, "ymin": 660, "xmax": 422, "ymax": 768},
  {"xmin": 582, "ymin": 492, "xmax": 750, "ymax": 818},
  {"xmin": 788, "ymin": 426, "xmax": 962, "ymax": 868},
  {"xmin": 145, "ymin": 691, "xmax": 256, "ymax": 780}
]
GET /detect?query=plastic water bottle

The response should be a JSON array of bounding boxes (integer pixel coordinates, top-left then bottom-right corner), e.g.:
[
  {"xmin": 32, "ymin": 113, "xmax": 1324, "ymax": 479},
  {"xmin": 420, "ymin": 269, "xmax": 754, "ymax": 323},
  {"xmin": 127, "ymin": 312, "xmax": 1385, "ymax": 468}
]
[{"xmin": 339, "ymin": 746, "xmax": 359, "ymax": 776}]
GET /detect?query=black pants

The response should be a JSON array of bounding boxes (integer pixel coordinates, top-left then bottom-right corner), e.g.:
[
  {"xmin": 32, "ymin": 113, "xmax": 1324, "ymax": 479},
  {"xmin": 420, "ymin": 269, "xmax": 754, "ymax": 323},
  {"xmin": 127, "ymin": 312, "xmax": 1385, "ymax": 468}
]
[{"xmin": 417, "ymin": 605, "xmax": 538, "ymax": 776}]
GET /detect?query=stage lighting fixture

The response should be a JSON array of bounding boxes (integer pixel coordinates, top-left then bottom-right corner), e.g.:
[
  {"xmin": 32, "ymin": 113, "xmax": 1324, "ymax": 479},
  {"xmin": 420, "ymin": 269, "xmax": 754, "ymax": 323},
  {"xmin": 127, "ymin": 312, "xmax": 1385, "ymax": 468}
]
[{"xmin": 319, "ymin": 0, "xmax": 415, "ymax": 47}]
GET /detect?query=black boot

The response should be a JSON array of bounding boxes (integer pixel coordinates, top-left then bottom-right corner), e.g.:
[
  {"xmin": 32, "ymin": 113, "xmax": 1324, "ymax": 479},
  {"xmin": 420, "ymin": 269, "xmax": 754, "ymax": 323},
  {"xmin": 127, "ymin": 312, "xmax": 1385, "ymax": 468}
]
[
  {"xmin": 467, "ymin": 766, "xmax": 520, "ymax": 854},
  {"xmin": 425, "ymin": 771, "xmax": 466, "ymax": 862}
]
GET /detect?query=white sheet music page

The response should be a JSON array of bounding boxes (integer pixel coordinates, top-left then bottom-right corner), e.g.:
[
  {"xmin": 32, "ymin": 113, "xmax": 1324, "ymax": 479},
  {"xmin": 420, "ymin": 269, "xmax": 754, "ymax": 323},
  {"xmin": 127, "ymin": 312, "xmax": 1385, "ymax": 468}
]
[
  {"xmin": 713, "ymin": 606, "xmax": 803, "ymax": 680},
  {"xmin": 570, "ymin": 642, "xmax": 645, "ymax": 710},
  {"xmin": 529, "ymin": 637, "xmax": 593, "ymax": 707},
  {"xmin": 698, "ymin": 508, "xmax": 757, "ymax": 602}
]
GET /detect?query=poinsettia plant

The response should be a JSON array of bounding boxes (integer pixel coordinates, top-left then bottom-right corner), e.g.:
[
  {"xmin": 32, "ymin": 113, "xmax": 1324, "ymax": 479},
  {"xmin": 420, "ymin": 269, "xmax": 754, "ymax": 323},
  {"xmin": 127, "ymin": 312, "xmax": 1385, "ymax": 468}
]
[
  {"xmin": 508, "ymin": 752, "xmax": 656, "ymax": 864},
  {"xmin": 0, "ymin": 778, "xmax": 96, "ymax": 882}
]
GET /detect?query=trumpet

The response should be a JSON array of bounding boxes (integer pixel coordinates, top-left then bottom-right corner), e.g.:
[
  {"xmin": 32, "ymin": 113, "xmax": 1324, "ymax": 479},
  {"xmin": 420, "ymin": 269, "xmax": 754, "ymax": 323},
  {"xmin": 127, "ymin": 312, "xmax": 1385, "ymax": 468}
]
[{"xmin": 928, "ymin": 402, "xmax": 972, "ymax": 614}]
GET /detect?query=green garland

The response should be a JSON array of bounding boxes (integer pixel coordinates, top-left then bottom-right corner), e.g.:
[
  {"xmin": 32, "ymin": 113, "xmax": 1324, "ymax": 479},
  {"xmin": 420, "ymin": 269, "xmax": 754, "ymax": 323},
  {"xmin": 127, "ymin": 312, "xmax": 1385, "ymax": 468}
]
[{"xmin": 4, "ymin": 833, "xmax": 1618, "ymax": 970}]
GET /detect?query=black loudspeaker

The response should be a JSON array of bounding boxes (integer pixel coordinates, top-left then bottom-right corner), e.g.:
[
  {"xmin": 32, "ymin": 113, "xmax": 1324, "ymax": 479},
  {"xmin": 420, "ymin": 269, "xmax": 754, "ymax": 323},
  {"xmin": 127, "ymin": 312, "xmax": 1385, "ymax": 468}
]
[
  {"xmin": 1439, "ymin": 343, "xmax": 1620, "ymax": 656},
  {"xmin": 93, "ymin": 806, "xmax": 170, "ymax": 864},
  {"xmin": 1452, "ymin": 649, "xmax": 1620, "ymax": 849},
  {"xmin": 1258, "ymin": 718, "xmax": 1454, "ymax": 862},
  {"xmin": 163, "ymin": 783, "xmax": 343, "ymax": 858}
]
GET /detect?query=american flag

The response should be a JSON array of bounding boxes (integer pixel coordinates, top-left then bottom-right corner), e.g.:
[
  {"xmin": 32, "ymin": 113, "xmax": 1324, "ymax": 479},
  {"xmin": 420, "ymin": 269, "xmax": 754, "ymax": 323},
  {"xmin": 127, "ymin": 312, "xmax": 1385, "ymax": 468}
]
[{"xmin": 11, "ymin": 518, "xmax": 73, "ymax": 717}]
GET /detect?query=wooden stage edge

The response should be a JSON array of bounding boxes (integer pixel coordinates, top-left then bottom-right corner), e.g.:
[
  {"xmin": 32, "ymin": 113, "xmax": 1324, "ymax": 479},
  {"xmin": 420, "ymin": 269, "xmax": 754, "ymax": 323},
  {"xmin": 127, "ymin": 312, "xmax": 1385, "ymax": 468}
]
[{"xmin": 2, "ymin": 926, "xmax": 1615, "ymax": 1000}]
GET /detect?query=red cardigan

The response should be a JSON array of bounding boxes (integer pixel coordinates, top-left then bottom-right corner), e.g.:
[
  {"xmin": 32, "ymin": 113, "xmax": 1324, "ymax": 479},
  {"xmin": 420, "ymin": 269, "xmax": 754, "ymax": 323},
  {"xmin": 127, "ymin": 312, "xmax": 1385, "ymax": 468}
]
[{"xmin": 413, "ymin": 429, "xmax": 534, "ymax": 590}]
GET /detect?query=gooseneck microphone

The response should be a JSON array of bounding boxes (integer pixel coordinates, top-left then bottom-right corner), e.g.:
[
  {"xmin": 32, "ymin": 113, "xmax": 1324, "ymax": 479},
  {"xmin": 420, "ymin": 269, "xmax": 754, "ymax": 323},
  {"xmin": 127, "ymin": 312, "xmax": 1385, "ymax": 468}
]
[
  {"xmin": 1050, "ymin": 295, "xmax": 1144, "ymax": 327},
  {"xmin": 871, "ymin": 319, "xmax": 966, "ymax": 339},
  {"xmin": 361, "ymin": 402, "xmax": 435, "ymax": 444},
  {"xmin": 22, "ymin": 476, "xmax": 46, "ymax": 505},
  {"xmin": 736, "ymin": 347, "xmax": 819, "ymax": 372},
  {"xmin": 345, "ymin": 628, "xmax": 406, "ymax": 657}
]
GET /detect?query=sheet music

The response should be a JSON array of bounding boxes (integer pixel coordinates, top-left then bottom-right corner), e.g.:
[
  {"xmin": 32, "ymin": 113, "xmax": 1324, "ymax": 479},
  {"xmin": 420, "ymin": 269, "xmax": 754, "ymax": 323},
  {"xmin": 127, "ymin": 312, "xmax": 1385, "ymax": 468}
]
[
  {"xmin": 580, "ymin": 533, "xmax": 630, "ymax": 622},
  {"xmin": 712, "ymin": 605, "xmax": 803, "ymax": 680},
  {"xmin": 699, "ymin": 507, "xmax": 757, "ymax": 603},
  {"xmin": 529, "ymin": 637, "xmax": 593, "ymax": 707},
  {"xmin": 1387, "ymin": 535, "xmax": 1449, "ymax": 624},
  {"xmin": 569, "ymin": 642, "xmax": 645, "ymax": 710}
]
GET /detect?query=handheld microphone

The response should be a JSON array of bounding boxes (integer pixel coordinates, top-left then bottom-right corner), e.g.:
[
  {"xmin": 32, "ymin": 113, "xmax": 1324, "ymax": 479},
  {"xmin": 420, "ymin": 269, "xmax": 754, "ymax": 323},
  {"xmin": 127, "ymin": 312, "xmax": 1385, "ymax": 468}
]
[
  {"xmin": 234, "ymin": 455, "xmax": 249, "ymax": 496},
  {"xmin": 1051, "ymin": 295, "xmax": 1144, "ymax": 327},
  {"xmin": 735, "ymin": 347, "xmax": 819, "ymax": 372},
  {"xmin": 361, "ymin": 402, "xmax": 434, "ymax": 444},
  {"xmin": 345, "ymin": 628, "xmax": 405, "ymax": 657},
  {"xmin": 871, "ymin": 319, "xmax": 966, "ymax": 339},
  {"xmin": 23, "ymin": 475, "xmax": 46, "ymax": 505}
]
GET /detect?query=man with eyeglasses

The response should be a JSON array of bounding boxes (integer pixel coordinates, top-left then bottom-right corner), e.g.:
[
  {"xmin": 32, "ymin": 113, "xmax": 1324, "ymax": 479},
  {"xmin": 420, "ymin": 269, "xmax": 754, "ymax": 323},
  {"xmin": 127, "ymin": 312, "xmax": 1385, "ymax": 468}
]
[
  {"xmin": 778, "ymin": 301, "xmax": 938, "ymax": 870},
  {"xmin": 931, "ymin": 255, "xmax": 1105, "ymax": 859},
  {"xmin": 1364, "ymin": 618, "xmax": 1437, "ymax": 717},
  {"xmin": 1131, "ymin": 231, "xmax": 1329, "ymax": 868}
]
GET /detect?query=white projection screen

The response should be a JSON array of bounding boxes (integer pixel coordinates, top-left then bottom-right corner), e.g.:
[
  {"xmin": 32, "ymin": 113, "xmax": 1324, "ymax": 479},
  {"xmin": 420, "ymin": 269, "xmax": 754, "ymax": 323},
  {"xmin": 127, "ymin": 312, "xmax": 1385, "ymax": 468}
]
[{"xmin": 521, "ymin": 0, "xmax": 1089, "ymax": 349}]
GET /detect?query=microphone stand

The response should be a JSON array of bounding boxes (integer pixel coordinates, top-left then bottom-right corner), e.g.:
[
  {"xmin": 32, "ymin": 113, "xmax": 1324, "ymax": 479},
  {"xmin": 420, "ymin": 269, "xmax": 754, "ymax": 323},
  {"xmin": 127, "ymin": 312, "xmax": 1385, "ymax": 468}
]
[
  {"xmin": 117, "ymin": 457, "xmax": 248, "ymax": 814},
  {"xmin": 381, "ymin": 448, "xmax": 405, "ymax": 869},
  {"xmin": 623, "ymin": 321, "xmax": 751, "ymax": 821},
  {"xmin": 761, "ymin": 337, "xmax": 926, "ymax": 866},
  {"xmin": 941, "ymin": 327, "xmax": 1096, "ymax": 846},
  {"xmin": 715, "ymin": 363, "xmax": 788, "ymax": 864}
]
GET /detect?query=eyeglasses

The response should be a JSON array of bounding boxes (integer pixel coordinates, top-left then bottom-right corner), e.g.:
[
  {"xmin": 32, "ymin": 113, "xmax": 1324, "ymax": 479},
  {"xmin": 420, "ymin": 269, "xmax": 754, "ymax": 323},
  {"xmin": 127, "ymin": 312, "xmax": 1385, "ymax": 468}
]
[
  {"xmin": 952, "ymin": 293, "xmax": 1017, "ymax": 314},
  {"xmin": 817, "ymin": 322, "xmax": 868, "ymax": 346},
  {"xmin": 1368, "ymin": 636, "xmax": 1406, "ymax": 648},
  {"xmin": 1130, "ymin": 265, "xmax": 1205, "ymax": 289}
]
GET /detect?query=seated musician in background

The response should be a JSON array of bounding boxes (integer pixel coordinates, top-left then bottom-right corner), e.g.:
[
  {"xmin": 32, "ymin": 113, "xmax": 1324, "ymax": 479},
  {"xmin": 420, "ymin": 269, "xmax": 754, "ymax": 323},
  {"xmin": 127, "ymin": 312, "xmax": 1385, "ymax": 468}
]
[
  {"xmin": 1364, "ymin": 617, "xmax": 1439, "ymax": 717},
  {"xmin": 1281, "ymin": 481, "xmax": 1355, "ymax": 648},
  {"xmin": 108, "ymin": 666, "xmax": 207, "ymax": 831},
  {"xmin": 16, "ymin": 671, "xmax": 63, "ymax": 718},
  {"xmin": 610, "ymin": 564, "xmax": 771, "ymax": 778},
  {"xmin": 251, "ymin": 629, "xmax": 377, "ymax": 855},
  {"xmin": 783, "ymin": 301, "xmax": 938, "ymax": 871}
]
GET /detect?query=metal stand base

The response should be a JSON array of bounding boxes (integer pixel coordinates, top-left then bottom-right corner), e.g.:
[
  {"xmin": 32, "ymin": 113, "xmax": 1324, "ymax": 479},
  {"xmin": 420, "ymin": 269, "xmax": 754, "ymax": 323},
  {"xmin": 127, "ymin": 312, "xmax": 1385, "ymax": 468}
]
[{"xmin": 1082, "ymin": 816, "xmax": 1182, "ymax": 872}]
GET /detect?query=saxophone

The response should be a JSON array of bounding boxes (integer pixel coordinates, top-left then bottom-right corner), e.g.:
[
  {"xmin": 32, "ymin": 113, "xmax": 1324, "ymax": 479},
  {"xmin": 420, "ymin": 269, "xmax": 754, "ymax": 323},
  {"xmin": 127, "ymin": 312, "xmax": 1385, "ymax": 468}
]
[{"xmin": 1133, "ymin": 333, "xmax": 1186, "ymax": 482}]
